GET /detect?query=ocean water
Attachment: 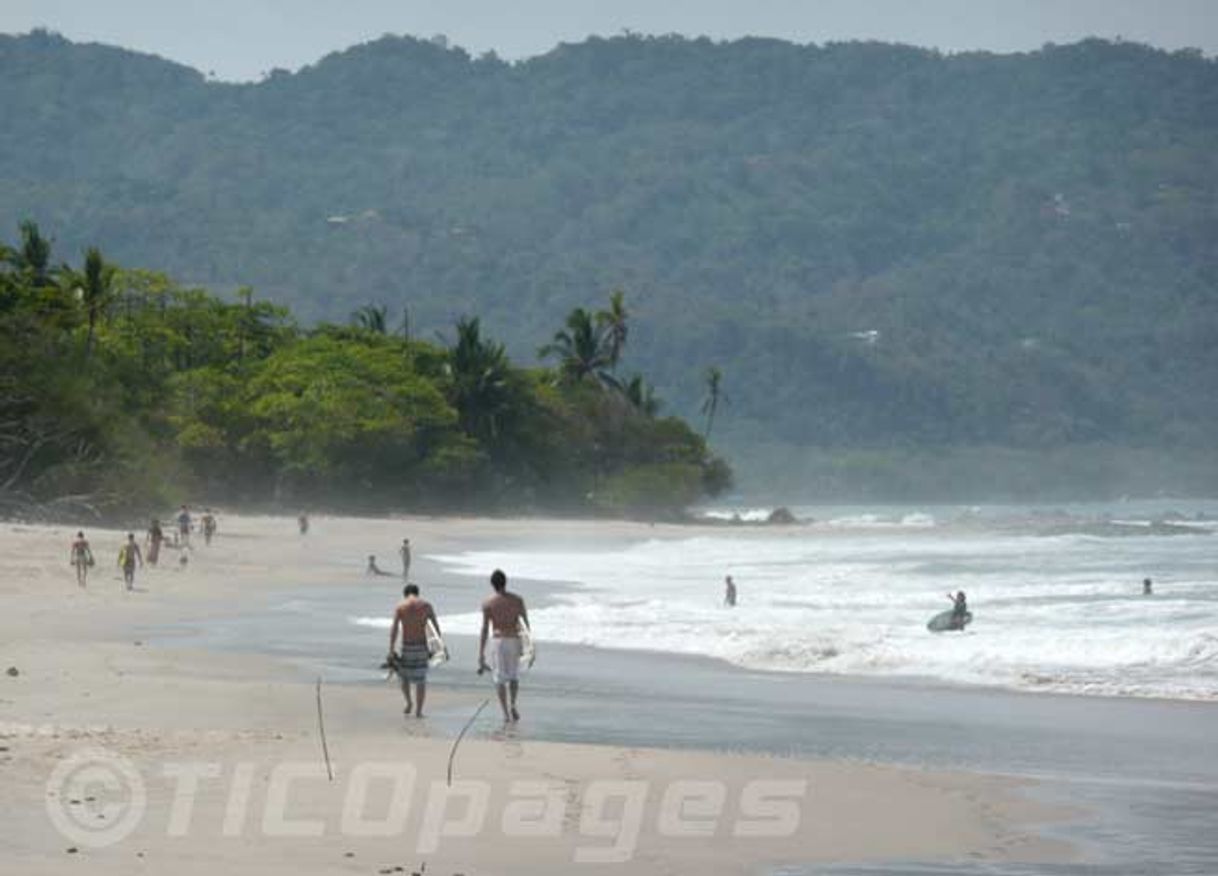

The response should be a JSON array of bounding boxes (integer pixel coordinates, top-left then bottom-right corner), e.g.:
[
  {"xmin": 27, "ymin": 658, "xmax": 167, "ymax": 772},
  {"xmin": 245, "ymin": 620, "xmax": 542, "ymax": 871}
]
[{"xmin": 355, "ymin": 502, "xmax": 1218, "ymax": 701}]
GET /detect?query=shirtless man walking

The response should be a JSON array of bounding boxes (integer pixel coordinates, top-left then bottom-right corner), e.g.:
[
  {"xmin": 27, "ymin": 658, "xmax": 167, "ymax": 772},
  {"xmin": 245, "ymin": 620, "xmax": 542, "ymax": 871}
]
[
  {"xmin": 479, "ymin": 569, "xmax": 529, "ymax": 723},
  {"xmin": 70, "ymin": 531, "xmax": 93, "ymax": 587},
  {"xmin": 388, "ymin": 584, "xmax": 442, "ymax": 718},
  {"xmin": 118, "ymin": 532, "xmax": 143, "ymax": 591}
]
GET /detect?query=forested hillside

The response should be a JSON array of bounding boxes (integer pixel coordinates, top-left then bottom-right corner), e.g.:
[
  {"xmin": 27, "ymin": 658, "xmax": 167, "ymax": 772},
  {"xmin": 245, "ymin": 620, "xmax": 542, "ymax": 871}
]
[{"xmin": 2, "ymin": 30, "xmax": 1215, "ymax": 497}]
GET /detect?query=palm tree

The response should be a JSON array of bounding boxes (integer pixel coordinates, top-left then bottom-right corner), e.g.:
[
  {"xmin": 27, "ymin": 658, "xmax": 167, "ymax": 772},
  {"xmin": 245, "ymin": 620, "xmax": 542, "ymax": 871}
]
[
  {"xmin": 596, "ymin": 289, "xmax": 629, "ymax": 370},
  {"xmin": 78, "ymin": 247, "xmax": 113, "ymax": 361},
  {"xmin": 700, "ymin": 366, "xmax": 726, "ymax": 441},
  {"xmin": 447, "ymin": 317, "xmax": 512, "ymax": 442},
  {"xmin": 17, "ymin": 220, "xmax": 51, "ymax": 286},
  {"xmin": 539, "ymin": 307, "xmax": 616, "ymax": 387},
  {"xmin": 351, "ymin": 303, "xmax": 388, "ymax": 334},
  {"xmin": 623, "ymin": 374, "xmax": 660, "ymax": 417}
]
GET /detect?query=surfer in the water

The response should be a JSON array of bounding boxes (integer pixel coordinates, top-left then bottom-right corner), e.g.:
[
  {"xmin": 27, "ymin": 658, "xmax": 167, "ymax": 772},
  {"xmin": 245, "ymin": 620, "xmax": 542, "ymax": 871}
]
[
  {"xmin": 479, "ymin": 569, "xmax": 529, "ymax": 723},
  {"xmin": 724, "ymin": 575, "xmax": 737, "ymax": 607},
  {"xmin": 388, "ymin": 583, "xmax": 441, "ymax": 718},
  {"xmin": 948, "ymin": 590, "xmax": 968, "ymax": 625}
]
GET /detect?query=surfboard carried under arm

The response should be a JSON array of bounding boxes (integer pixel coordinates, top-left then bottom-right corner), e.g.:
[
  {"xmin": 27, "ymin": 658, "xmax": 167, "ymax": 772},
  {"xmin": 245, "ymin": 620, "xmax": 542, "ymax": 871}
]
[
  {"xmin": 519, "ymin": 618, "xmax": 536, "ymax": 669},
  {"xmin": 426, "ymin": 618, "xmax": 449, "ymax": 667}
]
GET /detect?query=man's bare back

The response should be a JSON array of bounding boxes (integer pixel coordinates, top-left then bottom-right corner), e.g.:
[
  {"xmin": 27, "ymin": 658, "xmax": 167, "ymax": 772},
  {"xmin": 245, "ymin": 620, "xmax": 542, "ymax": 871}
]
[
  {"xmin": 392, "ymin": 596, "xmax": 435, "ymax": 645},
  {"xmin": 482, "ymin": 591, "xmax": 525, "ymax": 637}
]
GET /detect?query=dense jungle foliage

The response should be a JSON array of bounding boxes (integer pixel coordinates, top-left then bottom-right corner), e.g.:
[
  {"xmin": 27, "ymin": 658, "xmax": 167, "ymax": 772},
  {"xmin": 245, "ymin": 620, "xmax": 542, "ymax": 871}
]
[{"xmin": 0, "ymin": 224, "xmax": 729, "ymax": 518}]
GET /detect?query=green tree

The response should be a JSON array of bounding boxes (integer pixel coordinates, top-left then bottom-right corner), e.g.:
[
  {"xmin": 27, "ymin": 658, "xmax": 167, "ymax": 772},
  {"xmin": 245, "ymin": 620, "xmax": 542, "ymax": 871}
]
[
  {"xmin": 244, "ymin": 335, "xmax": 460, "ymax": 499},
  {"xmin": 446, "ymin": 316, "xmax": 512, "ymax": 443},
  {"xmin": 72, "ymin": 247, "xmax": 114, "ymax": 361},
  {"xmin": 700, "ymin": 366, "xmax": 725, "ymax": 441},
  {"xmin": 16, "ymin": 220, "xmax": 51, "ymax": 286},
  {"xmin": 352, "ymin": 303, "xmax": 389, "ymax": 334},
  {"xmin": 539, "ymin": 307, "xmax": 616, "ymax": 387},
  {"xmin": 596, "ymin": 289, "xmax": 629, "ymax": 370},
  {"xmin": 623, "ymin": 373, "xmax": 660, "ymax": 416}
]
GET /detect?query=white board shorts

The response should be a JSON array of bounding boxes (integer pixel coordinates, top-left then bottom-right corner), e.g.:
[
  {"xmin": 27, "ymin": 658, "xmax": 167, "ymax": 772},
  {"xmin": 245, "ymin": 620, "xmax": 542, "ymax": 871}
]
[{"xmin": 490, "ymin": 636, "xmax": 523, "ymax": 685}]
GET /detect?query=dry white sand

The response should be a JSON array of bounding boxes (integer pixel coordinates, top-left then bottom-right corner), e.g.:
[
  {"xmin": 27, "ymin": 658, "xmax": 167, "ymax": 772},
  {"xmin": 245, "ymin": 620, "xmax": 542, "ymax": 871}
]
[{"xmin": 0, "ymin": 514, "xmax": 1076, "ymax": 874}]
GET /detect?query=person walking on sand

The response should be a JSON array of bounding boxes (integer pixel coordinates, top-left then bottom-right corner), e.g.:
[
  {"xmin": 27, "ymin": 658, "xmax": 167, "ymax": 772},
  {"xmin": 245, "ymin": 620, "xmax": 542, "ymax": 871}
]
[
  {"xmin": 724, "ymin": 574, "xmax": 737, "ymax": 607},
  {"xmin": 479, "ymin": 569, "xmax": 529, "ymax": 723},
  {"xmin": 145, "ymin": 518, "xmax": 164, "ymax": 566},
  {"xmin": 176, "ymin": 505, "xmax": 192, "ymax": 546},
  {"xmin": 70, "ymin": 531, "xmax": 94, "ymax": 587},
  {"xmin": 201, "ymin": 509, "xmax": 217, "ymax": 546},
  {"xmin": 399, "ymin": 538, "xmax": 412, "ymax": 580},
  {"xmin": 388, "ymin": 584, "xmax": 442, "ymax": 718},
  {"xmin": 118, "ymin": 533, "xmax": 143, "ymax": 591}
]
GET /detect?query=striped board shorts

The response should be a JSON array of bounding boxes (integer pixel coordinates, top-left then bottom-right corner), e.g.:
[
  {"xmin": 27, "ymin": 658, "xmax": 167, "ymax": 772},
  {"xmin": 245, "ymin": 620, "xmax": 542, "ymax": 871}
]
[{"xmin": 395, "ymin": 643, "xmax": 430, "ymax": 683}]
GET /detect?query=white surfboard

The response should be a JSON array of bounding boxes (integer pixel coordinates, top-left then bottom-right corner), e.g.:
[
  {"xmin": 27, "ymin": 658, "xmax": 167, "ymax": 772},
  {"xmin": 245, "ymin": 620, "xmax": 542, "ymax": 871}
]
[
  {"xmin": 519, "ymin": 618, "xmax": 536, "ymax": 669},
  {"xmin": 426, "ymin": 618, "xmax": 449, "ymax": 667}
]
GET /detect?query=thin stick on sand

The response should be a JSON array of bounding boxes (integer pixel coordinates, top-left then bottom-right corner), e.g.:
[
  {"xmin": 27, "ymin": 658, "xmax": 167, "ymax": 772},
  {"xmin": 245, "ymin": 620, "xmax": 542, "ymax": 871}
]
[
  {"xmin": 315, "ymin": 677, "xmax": 334, "ymax": 782},
  {"xmin": 447, "ymin": 698, "xmax": 490, "ymax": 787}
]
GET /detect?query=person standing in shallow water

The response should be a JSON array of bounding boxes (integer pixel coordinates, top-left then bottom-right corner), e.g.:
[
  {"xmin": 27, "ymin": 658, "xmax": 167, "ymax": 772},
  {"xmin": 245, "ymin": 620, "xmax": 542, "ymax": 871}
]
[
  {"xmin": 118, "ymin": 533, "xmax": 143, "ymax": 591},
  {"xmin": 298, "ymin": 512, "xmax": 309, "ymax": 535},
  {"xmin": 70, "ymin": 531, "xmax": 93, "ymax": 587},
  {"xmin": 724, "ymin": 575, "xmax": 737, "ymax": 607},
  {"xmin": 1143, "ymin": 577, "xmax": 1154, "ymax": 595},
  {"xmin": 399, "ymin": 538, "xmax": 412, "ymax": 580},
  {"xmin": 479, "ymin": 569, "xmax": 529, "ymax": 723}
]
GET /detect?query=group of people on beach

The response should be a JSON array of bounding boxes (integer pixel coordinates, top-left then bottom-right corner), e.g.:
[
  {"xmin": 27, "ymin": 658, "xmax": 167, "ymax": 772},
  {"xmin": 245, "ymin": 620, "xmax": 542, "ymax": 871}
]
[
  {"xmin": 69, "ymin": 504, "xmax": 218, "ymax": 591},
  {"xmin": 386, "ymin": 568, "xmax": 529, "ymax": 725}
]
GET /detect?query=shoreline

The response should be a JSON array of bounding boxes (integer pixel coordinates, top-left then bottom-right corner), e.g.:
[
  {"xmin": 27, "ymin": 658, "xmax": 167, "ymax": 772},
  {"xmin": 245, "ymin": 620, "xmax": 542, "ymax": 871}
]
[{"xmin": 0, "ymin": 513, "xmax": 1088, "ymax": 874}]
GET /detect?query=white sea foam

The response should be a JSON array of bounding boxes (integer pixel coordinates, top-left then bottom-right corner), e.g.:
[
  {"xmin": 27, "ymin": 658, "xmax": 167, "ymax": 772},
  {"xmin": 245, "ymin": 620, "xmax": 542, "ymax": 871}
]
[{"xmin": 405, "ymin": 508, "xmax": 1218, "ymax": 701}]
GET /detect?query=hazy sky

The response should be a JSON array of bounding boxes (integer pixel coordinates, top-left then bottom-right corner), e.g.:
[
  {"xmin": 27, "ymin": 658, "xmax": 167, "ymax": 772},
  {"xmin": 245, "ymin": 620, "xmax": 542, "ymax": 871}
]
[{"xmin": 3, "ymin": 0, "xmax": 1215, "ymax": 81}]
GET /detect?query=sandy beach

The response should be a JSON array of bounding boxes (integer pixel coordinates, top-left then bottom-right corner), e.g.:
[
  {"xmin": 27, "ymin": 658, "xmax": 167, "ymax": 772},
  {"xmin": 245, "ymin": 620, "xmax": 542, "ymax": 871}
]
[{"xmin": 0, "ymin": 513, "xmax": 1089, "ymax": 874}]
